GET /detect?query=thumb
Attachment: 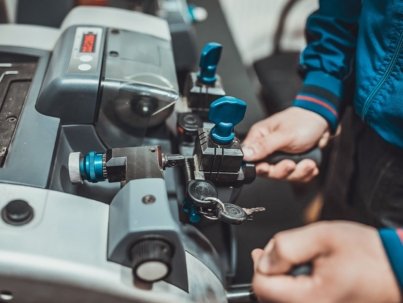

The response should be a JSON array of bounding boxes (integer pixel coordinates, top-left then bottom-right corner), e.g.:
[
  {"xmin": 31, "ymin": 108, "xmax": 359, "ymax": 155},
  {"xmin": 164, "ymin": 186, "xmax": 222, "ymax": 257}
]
[
  {"xmin": 257, "ymin": 223, "xmax": 331, "ymax": 275},
  {"xmin": 251, "ymin": 249, "xmax": 264, "ymax": 272},
  {"xmin": 243, "ymin": 131, "xmax": 292, "ymax": 162}
]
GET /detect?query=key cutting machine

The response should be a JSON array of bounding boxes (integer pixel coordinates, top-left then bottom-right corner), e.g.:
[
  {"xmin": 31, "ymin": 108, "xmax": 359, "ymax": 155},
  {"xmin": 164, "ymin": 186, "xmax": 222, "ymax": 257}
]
[{"xmin": 0, "ymin": 5, "xmax": 269, "ymax": 303}]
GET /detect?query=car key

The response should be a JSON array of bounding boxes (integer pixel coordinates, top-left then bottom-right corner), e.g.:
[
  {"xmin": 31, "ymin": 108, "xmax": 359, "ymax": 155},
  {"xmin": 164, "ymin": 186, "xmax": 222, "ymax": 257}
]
[
  {"xmin": 187, "ymin": 179, "xmax": 219, "ymax": 207},
  {"xmin": 218, "ymin": 203, "xmax": 248, "ymax": 224},
  {"xmin": 218, "ymin": 203, "xmax": 266, "ymax": 225}
]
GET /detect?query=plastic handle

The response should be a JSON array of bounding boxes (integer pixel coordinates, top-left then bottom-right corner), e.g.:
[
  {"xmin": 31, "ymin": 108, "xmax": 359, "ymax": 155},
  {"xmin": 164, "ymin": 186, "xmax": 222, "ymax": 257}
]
[
  {"xmin": 265, "ymin": 147, "xmax": 322, "ymax": 166},
  {"xmin": 197, "ymin": 42, "xmax": 223, "ymax": 85},
  {"xmin": 289, "ymin": 263, "xmax": 313, "ymax": 276},
  {"xmin": 209, "ymin": 96, "xmax": 247, "ymax": 145},
  {"xmin": 234, "ymin": 264, "xmax": 312, "ymax": 303}
]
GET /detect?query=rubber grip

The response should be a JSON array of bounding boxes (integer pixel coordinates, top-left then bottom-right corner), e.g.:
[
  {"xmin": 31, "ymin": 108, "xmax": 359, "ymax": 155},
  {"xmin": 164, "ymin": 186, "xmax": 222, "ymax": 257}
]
[
  {"xmin": 246, "ymin": 264, "xmax": 313, "ymax": 302},
  {"xmin": 266, "ymin": 147, "xmax": 322, "ymax": 166},
  {"xmin": 289, "ymin": 263, "xmax": 313, "ymax": 276}
]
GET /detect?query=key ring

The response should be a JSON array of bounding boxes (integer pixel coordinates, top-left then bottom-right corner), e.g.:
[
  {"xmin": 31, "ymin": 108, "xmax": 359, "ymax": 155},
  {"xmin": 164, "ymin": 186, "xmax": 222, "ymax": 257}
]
[
  {"xmin": 199, "ymin": 197, "xmax": 226, "ymax": 221},
  {"xmin": 203, "ymin": 197, "xmax": 226, "ymax": 211}
]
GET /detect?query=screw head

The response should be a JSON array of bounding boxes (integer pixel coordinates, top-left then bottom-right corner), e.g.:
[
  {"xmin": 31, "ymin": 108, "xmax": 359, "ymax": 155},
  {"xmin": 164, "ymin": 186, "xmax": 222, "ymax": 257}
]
[{"xmin": 142, "ymin": 195, "xmax": 156, "ymax": 204}]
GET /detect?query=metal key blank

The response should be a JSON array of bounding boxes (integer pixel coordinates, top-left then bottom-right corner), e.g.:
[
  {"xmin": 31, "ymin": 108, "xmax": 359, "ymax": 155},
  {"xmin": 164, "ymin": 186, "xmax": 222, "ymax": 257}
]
[{"xmin": 242, "ymin": 207, "xmax": 266, "ymax": 217}]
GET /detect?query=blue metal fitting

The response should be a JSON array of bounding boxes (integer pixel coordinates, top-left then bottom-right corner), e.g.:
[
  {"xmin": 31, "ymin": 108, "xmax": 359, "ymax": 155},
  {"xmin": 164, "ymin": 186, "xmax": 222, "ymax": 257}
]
[
  {"xmin": 209, "ymin": 96, "xmax": 247, "ymax": 145},
  {"xmin": 183, "ymin": 199, "xmax": 201, "ymax": 224},
  {"xmin": 79, "ymin": 151, "xmax": 106, "ymax": 183},
  {"xmin": 197, "ymin": 42, "xmax": 223, "ymax": 85}
]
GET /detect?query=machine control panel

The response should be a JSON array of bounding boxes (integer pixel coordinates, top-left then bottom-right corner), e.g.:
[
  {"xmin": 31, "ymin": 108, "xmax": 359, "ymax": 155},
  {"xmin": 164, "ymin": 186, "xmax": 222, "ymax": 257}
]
[{"xmin": 68, "ymin": 27, "xmax": 103, "ymax": 73}]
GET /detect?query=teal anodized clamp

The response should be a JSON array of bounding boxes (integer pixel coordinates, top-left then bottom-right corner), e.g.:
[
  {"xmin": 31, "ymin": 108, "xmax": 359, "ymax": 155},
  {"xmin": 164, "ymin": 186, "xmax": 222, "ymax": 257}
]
[
  {"xmin": 197, "ymin": 42, "xmax": 222, "ymax": 85},
  {"xmin": 208, "ymin": 96, "xmax": 247, "ymax": 145},
  {"xmin": 79, "ymin": 151, "xmax": 106, "ymax": 183},
  {"xmin": 182, "ymin": 198, "xmax": 201, "ymax": 224}
]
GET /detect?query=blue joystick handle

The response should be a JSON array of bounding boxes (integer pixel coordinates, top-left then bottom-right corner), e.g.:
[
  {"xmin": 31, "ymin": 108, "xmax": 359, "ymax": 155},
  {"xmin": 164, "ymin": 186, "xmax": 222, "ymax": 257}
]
[
  {"xmin": 197, "ymin": 42, "xmax": 223, "ymax": 85},
  {"xmin": 209, "ymin": 96, "xmax": 247, "ymax": 145}
]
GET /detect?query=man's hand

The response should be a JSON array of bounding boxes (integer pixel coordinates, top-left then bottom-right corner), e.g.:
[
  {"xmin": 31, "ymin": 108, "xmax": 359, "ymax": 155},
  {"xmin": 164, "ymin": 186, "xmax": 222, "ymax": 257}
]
[
  {"xmin": 251, "ymin": 221, "xmax": 402, "ymax": 303},
  {"xmin": 242, "ymin": 107, "xmax": 329, "ymax": 182}
]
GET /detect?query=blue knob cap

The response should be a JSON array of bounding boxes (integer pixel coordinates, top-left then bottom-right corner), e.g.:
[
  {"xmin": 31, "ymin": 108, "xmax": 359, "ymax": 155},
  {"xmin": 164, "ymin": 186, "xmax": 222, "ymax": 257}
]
[
  {"xmin": 197, "ymin": 42, "xmax": 222, "ymax": 85},
  {"xmin": 182, "ymin": 198, "xmax": 201, "ymax": 224},
  {"xmin": 209, "ymin": 96, "xmax": 247, "ymax": 145},
  {"xmin": 79, "ymin": 151, "xmax": 106, "ymax": 183}
]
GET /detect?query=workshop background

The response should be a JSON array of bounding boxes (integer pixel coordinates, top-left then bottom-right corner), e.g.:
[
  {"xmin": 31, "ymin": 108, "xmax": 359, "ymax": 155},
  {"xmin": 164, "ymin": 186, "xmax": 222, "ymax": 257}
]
[{"xmin": 1, "ymin": 0, "xmax": 320, "ymax": 284}]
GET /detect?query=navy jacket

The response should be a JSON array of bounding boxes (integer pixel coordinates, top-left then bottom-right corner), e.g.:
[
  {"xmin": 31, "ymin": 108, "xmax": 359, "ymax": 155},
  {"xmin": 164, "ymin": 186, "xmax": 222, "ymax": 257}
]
[{"xmin": 292, "ymin": 0, "xmax": 403, "ymax": 290}]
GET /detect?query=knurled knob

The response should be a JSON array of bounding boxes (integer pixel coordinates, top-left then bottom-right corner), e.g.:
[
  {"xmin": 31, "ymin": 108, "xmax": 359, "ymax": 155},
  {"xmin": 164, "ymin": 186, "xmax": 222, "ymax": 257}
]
[{"xmin": 130, "ymin": 238, "xmax": 174, "ymax": 283}]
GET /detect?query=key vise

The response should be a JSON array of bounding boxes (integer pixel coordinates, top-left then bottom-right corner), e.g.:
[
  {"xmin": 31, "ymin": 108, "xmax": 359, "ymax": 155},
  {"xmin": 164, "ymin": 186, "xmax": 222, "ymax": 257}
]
[{"xmin": 192, "ymin": 96, "xmax": 256, "ymax": 187}]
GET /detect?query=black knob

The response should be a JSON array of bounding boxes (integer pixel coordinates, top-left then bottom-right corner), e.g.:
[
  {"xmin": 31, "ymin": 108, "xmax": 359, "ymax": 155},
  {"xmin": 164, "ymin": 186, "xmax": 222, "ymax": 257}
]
[
  {"xmin": 177, "ymin": 113, "xmax": 202, "ymax": 140},
  {"xmin": 1, "ymin": 200, "xmax": 34, "ymax": 226},
  {"xmin": 130, "ymin": 238, "xmax": 174, "ymax": 283}
]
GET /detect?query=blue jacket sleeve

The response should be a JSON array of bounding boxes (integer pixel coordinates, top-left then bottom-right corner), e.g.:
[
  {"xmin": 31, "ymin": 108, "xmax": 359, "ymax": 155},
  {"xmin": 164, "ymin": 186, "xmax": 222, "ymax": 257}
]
[
  {"xmin": 379, "ymin": 229, "xmax": 403, "ymax": 291},
  {"xmin": 292, "ymin": 0, "xmax": 361, "ymax": 132}
]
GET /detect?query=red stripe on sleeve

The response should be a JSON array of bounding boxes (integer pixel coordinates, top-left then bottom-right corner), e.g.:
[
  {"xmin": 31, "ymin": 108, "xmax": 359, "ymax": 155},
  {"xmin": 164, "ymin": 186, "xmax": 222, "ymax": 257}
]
[
  {"xmin": 397, "ymin": 229, "xmax": 403, "ymax": 243},
  {"xmin": 296, "ymin": 95, "xmax": 338, "ymax": 117}
]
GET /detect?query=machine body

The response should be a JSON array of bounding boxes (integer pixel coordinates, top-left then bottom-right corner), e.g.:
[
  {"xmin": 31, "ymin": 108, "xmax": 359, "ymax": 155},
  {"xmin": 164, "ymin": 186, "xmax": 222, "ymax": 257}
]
[
  {"xmin": 0, "ymin": 6, "xmax": 227, "ymax": 303},
  {"xmin": 0, "ymin": 5, "xmax": 267, "ymax": 303}
]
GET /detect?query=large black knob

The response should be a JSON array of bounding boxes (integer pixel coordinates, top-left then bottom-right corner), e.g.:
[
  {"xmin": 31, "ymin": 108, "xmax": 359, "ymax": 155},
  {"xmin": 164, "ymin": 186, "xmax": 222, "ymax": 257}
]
[{"xmin": 130, "ymin": 238, "xmax": 174, "ymax": 283}]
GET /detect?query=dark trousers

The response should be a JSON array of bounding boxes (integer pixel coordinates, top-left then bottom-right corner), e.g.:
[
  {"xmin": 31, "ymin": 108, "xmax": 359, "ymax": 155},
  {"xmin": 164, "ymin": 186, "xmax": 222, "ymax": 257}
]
[{"xmin": 321, "ymin": 108, "xmax": 403, "ymax": 228}]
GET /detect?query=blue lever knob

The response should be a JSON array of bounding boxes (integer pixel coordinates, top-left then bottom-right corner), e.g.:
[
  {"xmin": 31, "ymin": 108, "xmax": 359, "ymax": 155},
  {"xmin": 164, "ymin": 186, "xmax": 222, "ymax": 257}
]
[
  {"xmin": 209, "ymin": 96, "xmax": 247, "ymax": 145},
  {"xmin": 79, "ymin": 151, "xmax": 106, "ymax": 183},
  {"xmin": 197, "ymin": 42, "xmax": 222, "ymax": 85}
]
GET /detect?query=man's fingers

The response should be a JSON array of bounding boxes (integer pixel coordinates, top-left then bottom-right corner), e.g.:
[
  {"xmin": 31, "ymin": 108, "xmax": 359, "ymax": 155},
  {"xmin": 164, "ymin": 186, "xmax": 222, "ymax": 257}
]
[
  {"xmin": 242, "ymin": 125, "xmax": 265, "ymax": 147},
  {"xmin": 251, "ymin": 249, "xmax": 264, "ymax": 271},
  {"xmin": 243, "ymin": 131, "xmax": 292, "ymax": 162},
  {"xmin": 253, "ymin": 274, "xmax": 315, "ymax": 303},
  {"xmin": 257, "ymin": 223, "xmax": 331, "ymax": 275},
  {"xmin": 242, "ymin": 123, "xmax": 269, "ymax": 159},
  {"xmin": 255, "ymin": 162, "xmax": 271, "ymax": 176},
  {"xmin": 255, "ymin": 160, "xmax": 317, "ymax": 182},
  {"xmin": 299, "ymin": 167, "xmax": 319, "ymax": 183},
  {"xmin": 286, "ymin": 160, "xmax": 318, "ymax": 182},
  {"xmin": 318, "ymin": 131, "xmax": 330, "ymax": 148},
  {"xmin": 267, "ymin": 160, "xmax": 296, "ymax": 179},
  {"xmin": 255, "ymin": 161, "xmax": 296, "ymax": 179}
]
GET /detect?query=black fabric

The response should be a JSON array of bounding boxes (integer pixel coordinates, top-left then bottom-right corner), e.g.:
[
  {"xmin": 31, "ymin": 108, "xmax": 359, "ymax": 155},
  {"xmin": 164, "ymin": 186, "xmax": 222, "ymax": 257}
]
[
  {"xmin": 254, "ymin": 52, "xmax": 301, "ymax": 114},
  {"xmin": 16, "ymin": 0, "xmax": 74, "ymax": 28},
  {"xmin": 321, "ymin": 108, "xmax": 403, "ymax": 228},
  {"xmin": 253, "ymin": 0, "xmax": 302, "ymax": 115},
  {"xmin": 0, "ymin": 0, "xmax": 8, "ymax": 23}
]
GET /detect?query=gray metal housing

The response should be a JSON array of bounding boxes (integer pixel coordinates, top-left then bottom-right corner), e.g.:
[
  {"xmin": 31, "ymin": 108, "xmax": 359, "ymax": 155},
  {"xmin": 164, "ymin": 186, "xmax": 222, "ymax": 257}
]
[{"xmin": 0, "ymin": 184, "xmax": 226, "ymax": 303}]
